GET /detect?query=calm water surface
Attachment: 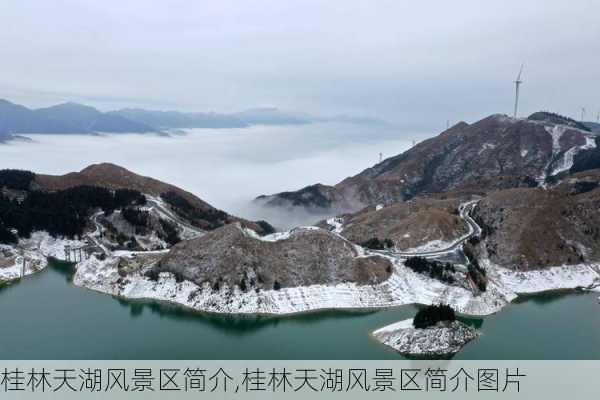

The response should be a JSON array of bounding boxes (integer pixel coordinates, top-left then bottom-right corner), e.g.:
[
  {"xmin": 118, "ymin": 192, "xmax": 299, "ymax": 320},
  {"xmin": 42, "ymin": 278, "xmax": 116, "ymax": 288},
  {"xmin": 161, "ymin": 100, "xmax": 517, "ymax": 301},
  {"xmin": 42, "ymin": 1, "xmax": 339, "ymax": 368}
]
[{"xmin": 1, "ymin": 263, "xmax": 599, "ymax": 359}]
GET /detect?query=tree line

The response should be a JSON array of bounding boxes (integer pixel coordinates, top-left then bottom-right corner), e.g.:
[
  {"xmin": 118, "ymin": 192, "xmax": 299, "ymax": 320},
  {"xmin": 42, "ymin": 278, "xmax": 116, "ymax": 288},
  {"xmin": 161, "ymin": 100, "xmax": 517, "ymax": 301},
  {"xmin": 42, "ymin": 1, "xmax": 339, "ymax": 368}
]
[{"xmin": 0, "ymin": 185, "xmax": 146, "ymax": 243}]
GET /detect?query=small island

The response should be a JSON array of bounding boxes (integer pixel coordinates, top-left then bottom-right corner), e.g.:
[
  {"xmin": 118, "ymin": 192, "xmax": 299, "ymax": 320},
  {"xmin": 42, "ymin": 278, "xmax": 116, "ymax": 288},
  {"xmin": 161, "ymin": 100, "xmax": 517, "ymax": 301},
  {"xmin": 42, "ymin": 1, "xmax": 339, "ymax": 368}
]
[{"xmin": 372, "ymin": 305, "xmax": 479, "ymax": 356}]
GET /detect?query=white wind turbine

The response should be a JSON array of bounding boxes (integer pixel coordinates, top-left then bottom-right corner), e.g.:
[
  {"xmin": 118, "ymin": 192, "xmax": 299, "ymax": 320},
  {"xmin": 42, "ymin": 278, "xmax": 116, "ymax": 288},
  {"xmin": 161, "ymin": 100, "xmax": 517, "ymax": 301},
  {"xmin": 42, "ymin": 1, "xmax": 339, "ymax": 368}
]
[{"xmin": 513, "ymin": 64, "xmax": 524, "ymax": 118}]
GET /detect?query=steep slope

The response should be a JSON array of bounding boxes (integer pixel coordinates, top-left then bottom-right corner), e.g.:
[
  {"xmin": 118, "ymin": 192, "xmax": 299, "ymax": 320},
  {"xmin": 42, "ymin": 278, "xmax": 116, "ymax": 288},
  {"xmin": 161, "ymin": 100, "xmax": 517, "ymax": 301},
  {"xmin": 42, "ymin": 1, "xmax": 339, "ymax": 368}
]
[
  {"xmin": 470, "ymin": 171, "xmax": 600, "ymax": 270},
  {"xmin": 257, "ymin": 113, "xmax": 597, "ymax": 214}
]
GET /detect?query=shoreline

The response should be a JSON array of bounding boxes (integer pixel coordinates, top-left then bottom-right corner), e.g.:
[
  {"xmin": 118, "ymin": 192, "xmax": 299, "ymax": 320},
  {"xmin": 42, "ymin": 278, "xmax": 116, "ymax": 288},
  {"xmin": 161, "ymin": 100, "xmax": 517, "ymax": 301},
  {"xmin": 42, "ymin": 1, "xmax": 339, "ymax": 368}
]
[{"xmin": 72, "ymin": 251, "xmax": 600, "ymax": 318}]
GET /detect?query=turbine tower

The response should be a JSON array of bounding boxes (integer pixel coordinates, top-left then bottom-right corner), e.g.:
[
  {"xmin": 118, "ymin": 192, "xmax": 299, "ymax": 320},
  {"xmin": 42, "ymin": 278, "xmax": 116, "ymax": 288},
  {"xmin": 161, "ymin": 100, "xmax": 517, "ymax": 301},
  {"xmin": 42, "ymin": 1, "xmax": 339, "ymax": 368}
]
[{"xmin": 513, "ymin": 64, "xmax": 524, "ymax": 118}]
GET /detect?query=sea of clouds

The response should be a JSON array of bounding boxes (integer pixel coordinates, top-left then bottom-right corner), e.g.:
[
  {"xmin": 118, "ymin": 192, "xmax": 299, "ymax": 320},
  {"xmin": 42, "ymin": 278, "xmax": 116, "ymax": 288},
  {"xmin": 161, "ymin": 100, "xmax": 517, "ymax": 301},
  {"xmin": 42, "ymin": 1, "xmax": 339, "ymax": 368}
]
[{"xmin": 0, "ymin": 123, "xmax": 424, "ymax": 229}]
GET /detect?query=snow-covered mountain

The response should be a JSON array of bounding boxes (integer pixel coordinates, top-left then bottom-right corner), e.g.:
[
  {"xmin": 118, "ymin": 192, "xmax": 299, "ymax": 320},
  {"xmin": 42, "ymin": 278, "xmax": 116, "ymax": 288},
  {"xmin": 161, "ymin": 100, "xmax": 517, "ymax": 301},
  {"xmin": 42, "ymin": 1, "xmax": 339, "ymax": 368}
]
[{"xmin": 256, "ymin": 112, "xmax": 598, "ymax": 214}]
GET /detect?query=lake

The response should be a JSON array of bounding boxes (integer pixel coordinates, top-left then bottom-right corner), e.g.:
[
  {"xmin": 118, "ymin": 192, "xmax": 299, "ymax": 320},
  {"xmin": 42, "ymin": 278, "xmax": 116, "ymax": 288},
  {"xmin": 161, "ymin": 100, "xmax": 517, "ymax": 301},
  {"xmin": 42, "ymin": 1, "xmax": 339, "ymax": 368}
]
[{"xmin": 1, "ymin": 262, "xmax": 599, "ymax": 360}]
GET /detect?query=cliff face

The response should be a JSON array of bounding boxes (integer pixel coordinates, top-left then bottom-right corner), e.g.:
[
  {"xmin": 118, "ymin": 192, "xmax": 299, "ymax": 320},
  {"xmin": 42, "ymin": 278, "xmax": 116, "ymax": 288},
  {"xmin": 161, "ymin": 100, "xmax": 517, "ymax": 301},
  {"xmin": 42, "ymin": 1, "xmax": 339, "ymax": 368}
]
[
  {"xmin": 153, "ymin": 223, "xmax": 392, "ymax": 290},
  {"xmin": 257, "ymin": 114, "xmax": 596, "ymax": 214}
]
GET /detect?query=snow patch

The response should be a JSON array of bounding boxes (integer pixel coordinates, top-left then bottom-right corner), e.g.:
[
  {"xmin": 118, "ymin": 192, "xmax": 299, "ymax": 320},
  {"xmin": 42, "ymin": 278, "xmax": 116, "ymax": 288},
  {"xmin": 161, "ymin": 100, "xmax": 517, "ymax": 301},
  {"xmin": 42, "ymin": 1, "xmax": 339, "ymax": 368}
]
[
  {"xmin": 325, "ymin": 217, "xmax": 344, "ymax": 234},
  {"xmin": 0, "ymin": 232, "xmax": 84, "ymax": 283},
  {"xmin": 372, "ymin": 319, "xmax": 479, "ymax": 355}
]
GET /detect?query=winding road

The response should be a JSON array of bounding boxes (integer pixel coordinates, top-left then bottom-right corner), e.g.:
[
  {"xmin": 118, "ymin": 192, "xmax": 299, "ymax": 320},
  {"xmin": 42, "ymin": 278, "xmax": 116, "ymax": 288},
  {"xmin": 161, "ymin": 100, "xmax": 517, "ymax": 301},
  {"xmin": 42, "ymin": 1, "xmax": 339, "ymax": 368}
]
[{"xmin": 372, "ymin": 200, "xmax": 482, "ymax": 259}]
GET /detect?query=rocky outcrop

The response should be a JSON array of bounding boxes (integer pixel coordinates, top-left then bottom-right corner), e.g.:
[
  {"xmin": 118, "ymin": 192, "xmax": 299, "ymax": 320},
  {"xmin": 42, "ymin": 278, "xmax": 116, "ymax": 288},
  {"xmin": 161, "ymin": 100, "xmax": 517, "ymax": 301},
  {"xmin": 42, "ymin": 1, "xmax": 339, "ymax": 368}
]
[
  {"xmin": 152, "ymin": 224, "xmax": 392, "ymax": 290},
  {"xmin": 257, "ymin": 113, "xmax": 596, "ymax": 214},
  {"xmin": 372, "ymin": 319, "xmax": 479, "ymax": 356}
]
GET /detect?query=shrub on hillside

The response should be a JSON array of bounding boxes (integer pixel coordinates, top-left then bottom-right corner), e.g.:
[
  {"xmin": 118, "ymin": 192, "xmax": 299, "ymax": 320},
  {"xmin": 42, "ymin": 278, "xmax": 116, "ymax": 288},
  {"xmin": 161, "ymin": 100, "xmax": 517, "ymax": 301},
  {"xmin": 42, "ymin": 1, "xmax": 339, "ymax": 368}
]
[{"xmin": 413, "ymin": 304, "xmax": 456, "ymax": 329}]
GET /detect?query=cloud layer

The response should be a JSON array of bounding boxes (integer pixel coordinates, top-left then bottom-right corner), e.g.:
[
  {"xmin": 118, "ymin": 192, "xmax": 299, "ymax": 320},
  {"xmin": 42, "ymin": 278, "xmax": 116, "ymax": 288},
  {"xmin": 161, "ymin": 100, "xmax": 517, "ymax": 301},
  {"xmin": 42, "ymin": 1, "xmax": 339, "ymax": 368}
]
[{"xmin": 2, "ymin": 1, "xmax": 599, "ymax": 130}]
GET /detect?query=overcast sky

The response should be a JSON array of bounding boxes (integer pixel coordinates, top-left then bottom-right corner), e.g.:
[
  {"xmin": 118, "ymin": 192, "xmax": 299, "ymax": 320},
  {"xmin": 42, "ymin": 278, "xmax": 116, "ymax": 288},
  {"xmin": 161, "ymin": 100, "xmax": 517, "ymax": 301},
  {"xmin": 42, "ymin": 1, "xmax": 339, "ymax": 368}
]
[{"xmin": 1, "ymin": 0, "xmax": 599, "ymax": 130}]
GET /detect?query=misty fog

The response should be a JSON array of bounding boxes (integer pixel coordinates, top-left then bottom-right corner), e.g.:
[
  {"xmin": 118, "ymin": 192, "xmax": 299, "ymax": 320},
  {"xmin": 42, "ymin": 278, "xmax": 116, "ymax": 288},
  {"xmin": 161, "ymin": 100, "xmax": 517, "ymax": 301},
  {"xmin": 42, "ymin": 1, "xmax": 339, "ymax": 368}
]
[{"xmin": 0, "ymin": 123, "xmax": 421, "ymax": 229}]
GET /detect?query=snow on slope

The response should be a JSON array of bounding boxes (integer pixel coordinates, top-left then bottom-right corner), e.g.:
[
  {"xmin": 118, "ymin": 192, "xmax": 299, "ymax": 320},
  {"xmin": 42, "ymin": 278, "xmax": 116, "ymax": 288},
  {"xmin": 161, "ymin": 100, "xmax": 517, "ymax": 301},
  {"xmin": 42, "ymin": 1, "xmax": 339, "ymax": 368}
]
[
  {"xmin": 542, "ymin": 125, "xmax": 597, "ymax": 179},
  {"xmin": 372, "ymin": 319, "xmax": 479, "ymax": 355},
  {"xmin": 0, "ymin": 232, "xmax": 84, "ymax": 283},
  {"xmin": 72, "ymin": 247, "xmax": 600, "ymax": 317}
]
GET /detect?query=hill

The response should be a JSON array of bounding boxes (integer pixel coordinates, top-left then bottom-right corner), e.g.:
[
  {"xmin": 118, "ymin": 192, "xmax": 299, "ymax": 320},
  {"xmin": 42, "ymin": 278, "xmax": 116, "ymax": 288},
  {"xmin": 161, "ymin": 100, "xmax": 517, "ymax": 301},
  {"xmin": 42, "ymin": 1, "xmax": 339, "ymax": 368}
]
[
  {"xmin": 256, "ymin": 112, "xmax": 598, "ymax": 214},
  {"xmin": 0, "ymin": 164, "xmax": 273, "ymax": 250}
]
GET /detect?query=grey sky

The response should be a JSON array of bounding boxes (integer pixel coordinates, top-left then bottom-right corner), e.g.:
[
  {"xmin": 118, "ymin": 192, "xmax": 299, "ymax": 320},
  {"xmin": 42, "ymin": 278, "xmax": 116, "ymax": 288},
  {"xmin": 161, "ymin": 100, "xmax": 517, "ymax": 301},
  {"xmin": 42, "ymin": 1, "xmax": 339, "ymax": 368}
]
[{"xmin": 1, "ymin": 0, "xmax": 599, "ymax": 130}]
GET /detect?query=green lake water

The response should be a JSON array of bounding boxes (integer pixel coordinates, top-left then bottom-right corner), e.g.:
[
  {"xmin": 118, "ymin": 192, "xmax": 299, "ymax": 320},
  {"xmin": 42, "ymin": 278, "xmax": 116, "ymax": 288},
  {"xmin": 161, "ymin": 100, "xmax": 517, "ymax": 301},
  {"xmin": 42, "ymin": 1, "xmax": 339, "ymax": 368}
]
[{"xmin": 1, "ymin": 262, "xmax": 599, "ymax": 359}]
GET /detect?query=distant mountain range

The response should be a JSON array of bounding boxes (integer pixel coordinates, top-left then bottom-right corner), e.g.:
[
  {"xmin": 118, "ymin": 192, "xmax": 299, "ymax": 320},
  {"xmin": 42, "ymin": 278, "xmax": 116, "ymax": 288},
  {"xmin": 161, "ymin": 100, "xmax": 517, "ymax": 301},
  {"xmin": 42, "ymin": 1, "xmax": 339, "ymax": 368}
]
[
  {"xmin": 0, "ymin": 99, "xmax": 390, "ymax": 139},
  {"xmin": 0, "ymin": 100, "xmax": 154, "ymax": 136}
]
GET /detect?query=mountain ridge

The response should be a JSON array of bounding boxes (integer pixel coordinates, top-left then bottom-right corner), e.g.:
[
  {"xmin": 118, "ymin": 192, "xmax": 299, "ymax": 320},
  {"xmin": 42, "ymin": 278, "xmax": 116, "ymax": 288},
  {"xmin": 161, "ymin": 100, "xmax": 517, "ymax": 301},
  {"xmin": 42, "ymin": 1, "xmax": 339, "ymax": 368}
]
[
  {"xmin": 256, "ymin": 112, "xmax": 598, "ymax": 214},
  {"xmin": 0, "ymin": 98, "xmax": 390, "ymax": 137}
]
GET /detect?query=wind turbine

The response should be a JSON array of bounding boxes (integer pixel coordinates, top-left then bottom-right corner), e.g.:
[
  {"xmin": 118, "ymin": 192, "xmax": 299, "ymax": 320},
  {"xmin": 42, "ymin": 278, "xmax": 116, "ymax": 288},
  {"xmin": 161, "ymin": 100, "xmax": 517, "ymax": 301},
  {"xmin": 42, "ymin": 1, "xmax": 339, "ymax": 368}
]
[
  {"xmin": 581, "ymin": 107, "xmax": 586, "ymax": 122},
  {"xmin": 513, "ymin": 64, "xmax": 524, "ymax": 118}
]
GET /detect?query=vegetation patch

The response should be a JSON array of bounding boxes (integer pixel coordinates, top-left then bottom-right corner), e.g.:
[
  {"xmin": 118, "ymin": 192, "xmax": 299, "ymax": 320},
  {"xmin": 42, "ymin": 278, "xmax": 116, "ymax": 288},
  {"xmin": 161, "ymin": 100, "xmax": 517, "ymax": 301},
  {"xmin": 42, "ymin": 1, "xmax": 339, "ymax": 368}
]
[
  {"xmin": 413, "ymin": 304, "xmax": 456, "ymax": 329},
  {"xmin": 361, "ymin": 237, "xmax": 394, "ymax": 250},
  {"xmin": 0, "ymin": 170, "xmax": 35, "ymax": 191},
  {"xmin": 0, "ymin": 185, "xmax": 146, "ymax": 242},
  {"xmin": 464, "ymin": 245, "xmax": 487, "ymax": 291},
  {"xmin": 404, "ymin": 256, "xmax": 456, "ymax": 284},
  {"xmin": 161, "ymin": 191, "xmax": 228, "ymax": 230},
  {"xmin": 158, "ymin": 219, "xmax": 181, "ymax": 246}
]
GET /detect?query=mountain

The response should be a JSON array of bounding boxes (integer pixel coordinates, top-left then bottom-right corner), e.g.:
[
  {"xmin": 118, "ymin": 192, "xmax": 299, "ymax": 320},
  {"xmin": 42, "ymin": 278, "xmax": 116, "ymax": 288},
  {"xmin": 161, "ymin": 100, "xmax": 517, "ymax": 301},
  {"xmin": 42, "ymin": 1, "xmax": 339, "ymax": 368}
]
[
  {"xmin": 109, "ymin": 108, "xmax": 249, "ymax": 129},
  {"xmin": 36, "ymin": 102, "xmax": 154, "ymax": 133},
  {"xmin": 0, "ymin": 99, "xmax": 82, "ymax": 134},
  {"xmin": 0, "ymin": 98, "xmax": 391, "ymax": 138},
  {"xmin": 111, "ymin": 107, "xmax": 315, "ymax": 128},
  {"xmin": 0, "ymin": 99, "xmax": 155, "ymax": 135},
  {"xmin": 110, "ymin": 107, "xmax": 391, "ymax": 129},
  {"xmin": 0, "ymin": 164, "xmax": 273, "ymax": 252},
  {"xmin": 469, "ymin": 171, "xmax": 600, "ymax": 270},
  {"xmin": 256, "ymin": 112, "xmax": 599, "ymax": 214},
  {"xmin": 232, "ymin": 108, "xmax": 313, "ymax": 125},
  {"xmin": 33, "ymin": 163, "xmax": 273, "ymax": 234}
]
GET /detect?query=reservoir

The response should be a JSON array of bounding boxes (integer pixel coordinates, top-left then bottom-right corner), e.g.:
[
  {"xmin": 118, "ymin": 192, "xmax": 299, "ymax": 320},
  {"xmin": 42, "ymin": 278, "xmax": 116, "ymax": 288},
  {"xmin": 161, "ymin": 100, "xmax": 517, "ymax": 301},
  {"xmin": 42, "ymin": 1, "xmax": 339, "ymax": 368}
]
[{"xmin": 1, "ymin": 262, "xmax": 599, "ymax": 359}]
